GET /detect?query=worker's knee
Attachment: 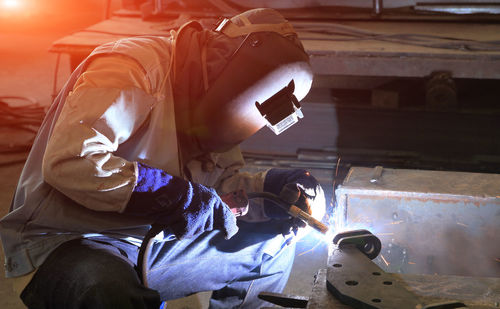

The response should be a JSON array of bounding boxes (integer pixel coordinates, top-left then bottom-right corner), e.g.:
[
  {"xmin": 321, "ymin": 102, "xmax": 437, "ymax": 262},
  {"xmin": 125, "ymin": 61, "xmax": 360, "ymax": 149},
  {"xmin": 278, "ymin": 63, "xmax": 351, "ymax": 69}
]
[
  {"xmin": 22, "ymin": 263, "xmax": 161, "ymax": 309},
  {"xmin": 21, "ymin": 238, "xmax": 161, "ymax": 308},
  {"xmin": 77, "ymin": 279, "xmax": 161, "ymax": 309}
]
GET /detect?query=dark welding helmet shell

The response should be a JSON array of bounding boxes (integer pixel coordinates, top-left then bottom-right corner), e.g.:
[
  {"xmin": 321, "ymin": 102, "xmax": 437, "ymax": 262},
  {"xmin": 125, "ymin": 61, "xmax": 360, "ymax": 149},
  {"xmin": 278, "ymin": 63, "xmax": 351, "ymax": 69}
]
[{"xmin": 189, "ymin": 31, "xmax": 313, "ymax": 153}]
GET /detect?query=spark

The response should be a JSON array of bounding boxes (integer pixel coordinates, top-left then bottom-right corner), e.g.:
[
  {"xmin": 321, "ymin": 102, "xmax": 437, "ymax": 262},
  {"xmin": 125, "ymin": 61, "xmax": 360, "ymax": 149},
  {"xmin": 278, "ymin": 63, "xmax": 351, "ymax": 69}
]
[
  {"xmin": 380, "ymin": 254, "xmax": 390, "ymax": 266},
  {"xmin": 297, "ymin": 239, "xmax": 324, "ymax": 256},
  {"xmin": 376, "ymin": 233, "xmax": 395, "ymax": 236},
  {"xmin": 386, "ymin": 220, "xmax": 404, "ymax": 225},
  {"xmin": 456, "ymin": 222, "xmax": 468, "ymax": 227},
  {"xmin": 297, "ymin": 238, "xmax": 325, "ymax": 256},
  {"xmin": 408, "ymin": 262, "xmax": 416, "ymax": 265},
  {"xmin": 350, "ymin": 215, "xmax": 363, "ymax": 223}
]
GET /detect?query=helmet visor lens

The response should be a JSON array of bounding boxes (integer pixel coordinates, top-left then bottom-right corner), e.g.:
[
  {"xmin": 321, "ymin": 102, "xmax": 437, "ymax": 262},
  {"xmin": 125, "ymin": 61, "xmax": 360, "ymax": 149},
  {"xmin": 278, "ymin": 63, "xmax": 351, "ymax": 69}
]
[{"xmin": 256, "ymin": 80, "xmax": 304, "ymax": 135}]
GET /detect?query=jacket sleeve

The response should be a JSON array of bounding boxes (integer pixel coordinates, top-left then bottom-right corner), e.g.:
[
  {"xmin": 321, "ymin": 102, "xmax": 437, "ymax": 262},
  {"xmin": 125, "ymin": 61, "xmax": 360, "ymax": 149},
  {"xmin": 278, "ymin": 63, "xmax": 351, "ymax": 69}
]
[
  {"xmin": 42, "ymin": 55, "xmax": 155, "ymax": 212},
  {"xmin": 213, "ymin": 147, "xmax": 271, "ymax": 222}
]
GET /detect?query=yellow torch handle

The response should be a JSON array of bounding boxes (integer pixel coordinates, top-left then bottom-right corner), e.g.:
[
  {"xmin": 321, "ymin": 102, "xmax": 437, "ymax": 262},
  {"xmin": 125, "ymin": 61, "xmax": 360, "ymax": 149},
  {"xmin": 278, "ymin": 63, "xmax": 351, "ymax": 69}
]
[{"xmin": 288, "ymin": 205, "xmax": 329, "ymax": 234}]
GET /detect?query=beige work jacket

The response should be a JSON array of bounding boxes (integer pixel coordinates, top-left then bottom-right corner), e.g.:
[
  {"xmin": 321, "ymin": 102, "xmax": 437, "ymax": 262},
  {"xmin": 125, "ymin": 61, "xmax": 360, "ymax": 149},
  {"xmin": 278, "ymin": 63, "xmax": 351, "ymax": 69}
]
[{"xmin": 0, "ymin": 35, "xmax": 269, "ymax": 281}]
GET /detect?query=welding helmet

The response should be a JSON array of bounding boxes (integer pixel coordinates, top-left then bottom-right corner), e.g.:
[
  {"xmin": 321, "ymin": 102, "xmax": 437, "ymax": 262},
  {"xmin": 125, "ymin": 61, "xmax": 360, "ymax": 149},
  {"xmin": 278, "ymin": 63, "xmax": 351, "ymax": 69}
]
[{"xmin": 188, "ymin": 9, "xmax": 313, "ymax": 153}]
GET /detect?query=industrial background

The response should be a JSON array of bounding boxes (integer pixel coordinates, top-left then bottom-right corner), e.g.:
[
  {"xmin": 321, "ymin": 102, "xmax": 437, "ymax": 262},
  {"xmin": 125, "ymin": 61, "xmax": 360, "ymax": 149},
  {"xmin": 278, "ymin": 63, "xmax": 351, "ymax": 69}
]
[{"xmin": 1, "ymin": 0, "xmax": 499, "ymax": 308}]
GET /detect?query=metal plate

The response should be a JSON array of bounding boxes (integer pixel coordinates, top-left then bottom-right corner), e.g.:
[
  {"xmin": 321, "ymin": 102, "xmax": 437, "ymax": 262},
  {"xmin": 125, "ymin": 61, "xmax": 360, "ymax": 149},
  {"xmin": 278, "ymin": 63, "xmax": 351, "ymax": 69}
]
[
  {"xmin": 308, "ymin": 267, "xmax": 500, "ymax": 309},
  {"xmin": 326, "ymin": 246, "xmax": 463, "ymax": 308},
  {"xmin": 334, "ymin": 167, "xmax": 500, "ymax": 277}
]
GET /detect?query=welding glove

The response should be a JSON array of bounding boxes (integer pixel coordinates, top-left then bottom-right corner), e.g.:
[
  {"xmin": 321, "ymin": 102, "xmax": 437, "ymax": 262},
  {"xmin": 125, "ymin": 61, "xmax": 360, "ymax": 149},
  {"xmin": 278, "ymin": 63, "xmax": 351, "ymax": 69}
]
[
  {"xmin": 263, "ymin": 168, "xmax": 326, "ymax": 233},
  {"xmin": 125, "ymin": 162, "xmax": 238, "ymax": 240}
]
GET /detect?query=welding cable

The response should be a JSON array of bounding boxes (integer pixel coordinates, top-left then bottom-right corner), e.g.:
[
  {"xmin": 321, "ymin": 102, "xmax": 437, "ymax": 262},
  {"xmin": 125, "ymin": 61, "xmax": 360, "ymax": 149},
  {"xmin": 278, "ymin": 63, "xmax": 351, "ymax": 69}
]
[{"xmin": 137, "ymin": 223, "xmax": 164, "ymax": 287}]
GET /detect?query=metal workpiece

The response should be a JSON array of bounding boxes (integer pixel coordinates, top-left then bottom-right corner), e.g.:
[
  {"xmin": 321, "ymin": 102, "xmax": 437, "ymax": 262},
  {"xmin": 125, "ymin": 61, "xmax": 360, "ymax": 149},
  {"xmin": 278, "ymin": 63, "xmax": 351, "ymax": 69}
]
[
  {"xmin": 332, "ymin": 229, "xmax": 382, "ymax": 260},
  {"xmin": 334, "ymin": 167, "xmax": 500, "ymax": 277},
  {"xmin": 326, "ymin": 230, "xmax": 467, "ymax": 309},
  {"xmin": 370, "ymin": 166, "xmax": 384, "ymax": 183},
  {"xmin": 306, "ymin": 268, "xmax": 500, "ymax": 309},
  {"xmin": 260, "ymin": 230, "xmax": 500, "ymax": 308}
]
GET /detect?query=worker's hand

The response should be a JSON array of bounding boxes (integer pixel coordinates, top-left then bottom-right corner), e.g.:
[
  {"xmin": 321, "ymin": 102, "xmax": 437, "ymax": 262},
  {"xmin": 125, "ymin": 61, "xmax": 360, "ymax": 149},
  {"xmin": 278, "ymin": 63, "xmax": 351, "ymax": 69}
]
[
  {"xmin": 125, "ymin": 163, "xmax": 238, "ymax": 240},
  {"xmin": 263, "ymin": 169, "xmax": 326, "ymax": 229}
]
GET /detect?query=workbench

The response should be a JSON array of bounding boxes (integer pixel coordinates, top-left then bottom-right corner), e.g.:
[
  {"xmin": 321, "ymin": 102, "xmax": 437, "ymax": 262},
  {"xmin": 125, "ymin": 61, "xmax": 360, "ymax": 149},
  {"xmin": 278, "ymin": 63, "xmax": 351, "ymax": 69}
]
[{"xmin": 50, "ymin": 11, "xmax": 500, "ymax": 79}]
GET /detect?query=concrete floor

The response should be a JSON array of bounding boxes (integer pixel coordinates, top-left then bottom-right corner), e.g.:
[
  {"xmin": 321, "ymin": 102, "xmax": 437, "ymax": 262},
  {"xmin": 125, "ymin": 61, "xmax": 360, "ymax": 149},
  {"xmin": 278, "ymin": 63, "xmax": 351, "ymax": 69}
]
[{"xmin": 0, "ymin": 2, "xmax": 328, "ymax": 308}]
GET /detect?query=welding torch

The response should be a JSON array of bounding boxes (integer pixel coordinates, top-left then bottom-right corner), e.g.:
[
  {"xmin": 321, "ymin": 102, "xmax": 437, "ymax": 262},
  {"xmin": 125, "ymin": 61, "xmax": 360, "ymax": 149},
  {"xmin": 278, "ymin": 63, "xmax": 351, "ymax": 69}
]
[{"xmin": 221, "ymin": 186, "xmax": 329, "ymax": 235}]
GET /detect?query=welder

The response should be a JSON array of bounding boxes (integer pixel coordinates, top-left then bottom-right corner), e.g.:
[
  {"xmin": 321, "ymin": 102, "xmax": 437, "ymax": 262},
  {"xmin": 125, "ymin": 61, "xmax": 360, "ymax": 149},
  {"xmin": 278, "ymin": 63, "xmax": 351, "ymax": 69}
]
[{"xmin": 0, "ymin": 8, "xmax": 325, "ymax": 309}]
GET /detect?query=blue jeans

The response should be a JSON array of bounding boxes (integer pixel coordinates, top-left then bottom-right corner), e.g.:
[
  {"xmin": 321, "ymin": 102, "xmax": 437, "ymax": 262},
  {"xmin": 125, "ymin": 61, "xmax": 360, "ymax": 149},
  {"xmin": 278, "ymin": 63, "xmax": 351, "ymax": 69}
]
[{"xmin": 20, "ymin": 221, "xmax": 295, "ymax": 309}]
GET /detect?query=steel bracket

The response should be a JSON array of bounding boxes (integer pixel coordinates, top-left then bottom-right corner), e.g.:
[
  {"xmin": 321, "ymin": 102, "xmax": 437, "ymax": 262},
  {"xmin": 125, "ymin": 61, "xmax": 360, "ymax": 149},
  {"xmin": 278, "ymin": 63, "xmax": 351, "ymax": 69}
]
[{"xmin": 326, "ymin": 230, "xmax": 467, "ymax": 309}]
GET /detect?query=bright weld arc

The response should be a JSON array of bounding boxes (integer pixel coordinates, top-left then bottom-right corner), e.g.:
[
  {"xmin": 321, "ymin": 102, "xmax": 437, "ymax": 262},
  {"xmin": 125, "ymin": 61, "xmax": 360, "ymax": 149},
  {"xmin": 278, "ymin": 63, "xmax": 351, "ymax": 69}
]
[{"xmin": 297, "ymin": 222, "xmax": 337, "ymax": 250}]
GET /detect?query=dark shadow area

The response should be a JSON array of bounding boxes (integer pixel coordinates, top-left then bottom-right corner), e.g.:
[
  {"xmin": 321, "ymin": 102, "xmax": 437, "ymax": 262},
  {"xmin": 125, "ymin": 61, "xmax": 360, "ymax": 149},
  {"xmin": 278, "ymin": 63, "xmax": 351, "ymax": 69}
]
[{"xmin": 332, "ymin": 78, "xmax": 500, "ymax": 173}]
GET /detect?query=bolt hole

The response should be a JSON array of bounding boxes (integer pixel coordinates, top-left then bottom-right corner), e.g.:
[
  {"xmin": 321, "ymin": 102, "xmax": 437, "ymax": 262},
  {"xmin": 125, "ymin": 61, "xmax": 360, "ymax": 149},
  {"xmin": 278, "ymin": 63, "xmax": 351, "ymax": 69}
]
[
  {"xmin": 383, "ymin": 281, "xmax": 393, "ymax": 285},
  {"xmin": 372, "ymin": 272, "xmax": 381, "ymax": 276},
  {"xmin": 333, "ymin": 263, "xmax": 342, "ymax": 268},
  {"xmin": 372, "ymin": 298, "xmax": 382, "ymax": 303},
  {"xmin": 345, "ymin": 280, "xmax": 358, "ymax": 286},
  {"xmin": 363, "ymin": 242, "xmax": 375, "ymax": 254}
]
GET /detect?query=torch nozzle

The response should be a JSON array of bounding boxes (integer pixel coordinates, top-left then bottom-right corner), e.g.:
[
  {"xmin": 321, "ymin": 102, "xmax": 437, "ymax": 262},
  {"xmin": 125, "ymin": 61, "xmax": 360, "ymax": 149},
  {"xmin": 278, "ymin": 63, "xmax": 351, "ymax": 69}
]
[
  {"xmin": 288, "ymin": 205, "xmax": 329, "ymax": 234},
  {"xmin": 246, "ymin": 192, "xmax": 329, "ymax": 234}
]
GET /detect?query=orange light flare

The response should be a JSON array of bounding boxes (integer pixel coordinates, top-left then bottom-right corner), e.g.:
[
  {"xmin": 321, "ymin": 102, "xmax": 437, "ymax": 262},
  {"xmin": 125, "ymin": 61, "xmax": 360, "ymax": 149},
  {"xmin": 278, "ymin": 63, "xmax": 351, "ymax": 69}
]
[
  {"xmin": 0, "ymin": 0, "xmax": 31, "ymax": 19},
  {"xmin": 2, "ymin": 0, "xmax": 22, "ymax": 10}
]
